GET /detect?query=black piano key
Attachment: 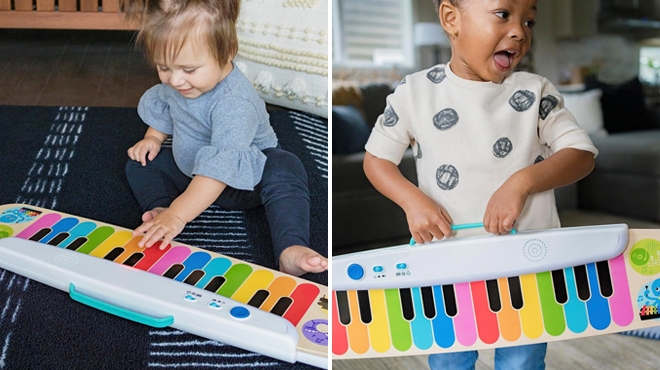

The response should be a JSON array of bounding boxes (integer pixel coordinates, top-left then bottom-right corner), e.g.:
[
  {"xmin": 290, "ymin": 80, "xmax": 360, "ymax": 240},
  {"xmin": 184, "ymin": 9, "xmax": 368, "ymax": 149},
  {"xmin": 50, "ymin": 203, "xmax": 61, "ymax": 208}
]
[
  {"xmin": 596, "ymin": 261, "xmax": 614, "ymax": 298},
  {"xmin": 47, "ymin": 232, "xmax": 69, "ymax": 246},
  {"xmin": 574, "ymin": 265, "xmax": 591, "ymax": 301},
  {"xmin": 103, "ymin": 247, "xmax": 124, "ymax": 261},
  {"xmin": 183, "ymin": 270, "xmax": 205, "ymax": 286},
  {"xmin": 399, "ymin": 288, "xmax": 415, "ymax": 321},
  {"xmin": 551, "ymin": 269, "xmax": 568, "ymax": 304},
  {"xmin": 442, "ymin": 285, "xmax": 458, "ymax": 317},
  {"xmin": 270, "ymin": 297, "xmax": 293, "ymax": 316},
  {"xmin": 486, "ymin": 280, "xmax": 502, "ymax": 312},
  {"xmin": 248, "ymin": 289, "xmax": 270, "ymax": 308},
  {"xmin": 508, "ymin": 276, "xmax": 524, "ymax": 310},
  {"xmin": 357, "ymin": 290, "xmax": 372, "ymax": 324},
  {"xmin": 421, "ymin": 286, "xmax": 436, "ymax": 319},
  {"xmin": 123, "ymin": 253, "xmax": 144, "ymax": 267},
  {"xmin": 204, "ymin": 276, "xmax": 226, "ymax": 292},
  {"xmin": 65, "ymin": 237, "xmax": 88, "ymax": 251},
  {"xmin": 336, "ymin": 291, "xmax": 351, "ymax": 325},
  {"xmin": 29, "ymin": 228, "xmax": 51, "ymax": 241},
  {"xmin": 163, "ymin": 264, "xmax": 184, "ymax": 279}
]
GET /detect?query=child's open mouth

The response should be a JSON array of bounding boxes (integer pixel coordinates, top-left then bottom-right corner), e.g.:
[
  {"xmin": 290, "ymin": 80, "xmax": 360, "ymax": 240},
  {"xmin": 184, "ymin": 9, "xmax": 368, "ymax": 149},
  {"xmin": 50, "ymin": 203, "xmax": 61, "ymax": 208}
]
[{"xmin": 494, "ymin": 50, "xmax": 515, "ymax": 71}]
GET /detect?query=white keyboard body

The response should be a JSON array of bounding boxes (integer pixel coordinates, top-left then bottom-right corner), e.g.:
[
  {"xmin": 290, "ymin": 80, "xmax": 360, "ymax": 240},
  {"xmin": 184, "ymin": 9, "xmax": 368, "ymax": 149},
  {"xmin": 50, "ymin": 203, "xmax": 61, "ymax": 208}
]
[
  {"xmin": 333, "ymin": 224, "xmax": 629, "ymax": 291},
  {"xmin": 0, "ymin": 237, "xmax": 327, "ymax": 369}
]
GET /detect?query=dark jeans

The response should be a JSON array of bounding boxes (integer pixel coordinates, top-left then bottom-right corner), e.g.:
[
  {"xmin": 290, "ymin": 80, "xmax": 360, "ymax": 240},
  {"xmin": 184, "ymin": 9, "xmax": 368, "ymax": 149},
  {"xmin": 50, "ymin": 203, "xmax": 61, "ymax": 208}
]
[{"xmin": 125, "ymin": 147, "xmax": 310, "ymax": 262}]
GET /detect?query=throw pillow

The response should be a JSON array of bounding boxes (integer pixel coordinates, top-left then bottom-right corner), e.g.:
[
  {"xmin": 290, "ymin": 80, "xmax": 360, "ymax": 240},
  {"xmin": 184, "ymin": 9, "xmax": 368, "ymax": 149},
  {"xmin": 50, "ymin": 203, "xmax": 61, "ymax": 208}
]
[
  {"xmin": 360, "ymin": 83, "xmax": 394, "ymax": 128},
  {"xmin": 234, "ymin": 0, "xmax": 328, "ymax": 118},
  {"xmin": 584, "ymin": 76, "xmax": 657, "ymax": 133},
  {"xmin": 332, "ymin": 105, "xmax": 371, "ymax": 155},
  {"xmin": 562, "ymin": 89, "xmax": 608, "ymax": 137}
]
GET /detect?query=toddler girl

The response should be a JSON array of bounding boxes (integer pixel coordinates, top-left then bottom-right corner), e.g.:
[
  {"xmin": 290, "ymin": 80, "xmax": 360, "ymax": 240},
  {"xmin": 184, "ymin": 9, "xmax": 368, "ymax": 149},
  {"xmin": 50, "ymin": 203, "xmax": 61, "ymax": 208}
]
[
  {"xmin": 364, "ymin": 0, "xmax": 597, "ymax": 368},
  {"xmin": 122, "ymin": 0, "xmax": 327, "ymax": 276}
]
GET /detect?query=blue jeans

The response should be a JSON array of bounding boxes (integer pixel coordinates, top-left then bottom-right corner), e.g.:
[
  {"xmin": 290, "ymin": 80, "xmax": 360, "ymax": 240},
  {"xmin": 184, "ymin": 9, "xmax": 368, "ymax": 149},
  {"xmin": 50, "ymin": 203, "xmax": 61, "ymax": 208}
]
[
  {"xmin": 125, "ymin": 147, "xmax": 310, "ymax": 263},
  {"xmin": 428, "ymin": 343, "xmax": 547, "ymax": 370}
]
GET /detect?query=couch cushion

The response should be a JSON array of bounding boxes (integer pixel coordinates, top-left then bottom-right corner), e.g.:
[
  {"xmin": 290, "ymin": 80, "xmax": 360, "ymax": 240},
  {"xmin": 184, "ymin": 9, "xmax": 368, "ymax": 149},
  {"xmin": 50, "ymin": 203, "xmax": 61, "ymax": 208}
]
[
  {"xmin": 360, "ymin": 83, "xmax": 393, "ymax": 128},
  {"xmin": 332, "ymin": 105, "xmax": 371, "ymax": 155},
  {"xmin": 591, "ymin": 130, "xmax": 660, "ymax": 177},
  {"xmin": 585, "ymin": 76, "xmax": 658, "ymax": 133}
]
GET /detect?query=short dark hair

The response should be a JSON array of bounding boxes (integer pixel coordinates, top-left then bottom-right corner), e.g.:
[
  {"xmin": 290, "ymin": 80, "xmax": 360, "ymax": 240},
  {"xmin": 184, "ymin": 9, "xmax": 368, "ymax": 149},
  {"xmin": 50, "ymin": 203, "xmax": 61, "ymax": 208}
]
[{"xmin": 432, "ymin": 0, "xmax": 463, "ymax": 13}]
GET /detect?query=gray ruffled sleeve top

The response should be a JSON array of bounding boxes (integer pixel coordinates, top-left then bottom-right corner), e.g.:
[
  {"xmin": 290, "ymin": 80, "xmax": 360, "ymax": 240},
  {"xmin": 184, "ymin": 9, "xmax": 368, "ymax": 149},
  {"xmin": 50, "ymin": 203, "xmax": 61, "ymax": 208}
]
[{"xmin": 137, "ymin": 66, "xmax": 278, "ymax": 190}]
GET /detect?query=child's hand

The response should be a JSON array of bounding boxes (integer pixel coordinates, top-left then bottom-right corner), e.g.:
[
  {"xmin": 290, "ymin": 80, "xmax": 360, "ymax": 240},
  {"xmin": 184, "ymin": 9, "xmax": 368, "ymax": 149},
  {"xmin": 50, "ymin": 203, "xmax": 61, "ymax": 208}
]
[
  {"xmin": 484, "ymin": 176, "xmax": 530, "ymax": 235},
  {"xmin": 404, "ymin": 193, "xmax": 453, "ymax": 244},
  {"xmin": 133, "ymin": 210, "xmax": 186, "ymax": 249},
  {"xmin": 127, "ymin": 136, "xmax": 163, "ymax": 166}
]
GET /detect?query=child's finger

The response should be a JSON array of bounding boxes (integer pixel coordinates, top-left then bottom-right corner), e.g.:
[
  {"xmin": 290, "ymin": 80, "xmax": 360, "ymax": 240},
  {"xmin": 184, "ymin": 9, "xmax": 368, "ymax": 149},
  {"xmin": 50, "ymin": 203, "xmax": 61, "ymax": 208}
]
[
  {"xmin": 139, "ymin": 224, "xmax": 160, "ymax": 247},
  {"xmin": 488, "ymin": 216, "xmax": 500, "ymax": 235},
  {"xmin": 412, "ymin": 232, "xmax": 423, "ymax": 245},
  {"xmin": 134, "ymin": 221, "xmax": 153, "ymax": 237},
  {"xmin": 441, "ymin": 209, "xmax": 454, "ymax": 225},
  {"xmin": 437, "ymin": 218, "xmax": 452, "ymax": 238},
  {"xmin": 483, "ymin": 213, "xmax": 492, "ymax": 233},
  {"xmin": 502, "ymin": 213, "xmax": 516, "ymax": 233},
  {"xmin": 161, "ymin": 233, "xmax": 174, "ymax": 251},
  {"xmin": 138, "ymin": 146, "xmax": 149, "ymax": 166},
  {"xmin": 429, "ymin": 224, "xmax": 445, "ymax": 241},
  {"xmin": 420, "ymin": 230, "xmax": 434, "ymax": 243},
  {"xmin": 148, "ymin": 146, "xmax": 160, "ymax": 161},
  {"xmin": 498, "ymin": 217, "xmax": 508, "ymax": 235},
  {"xmin": 144, "ymin": 226, "xmax": 164, "ymax": 248}
]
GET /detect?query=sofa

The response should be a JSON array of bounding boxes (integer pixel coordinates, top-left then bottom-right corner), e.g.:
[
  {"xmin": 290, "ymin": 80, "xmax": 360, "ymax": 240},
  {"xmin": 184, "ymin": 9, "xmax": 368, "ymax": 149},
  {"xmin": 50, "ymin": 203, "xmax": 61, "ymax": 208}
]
[{"xmin": 332, "ymin": 76, "xmax": 660, "ymax": 255}]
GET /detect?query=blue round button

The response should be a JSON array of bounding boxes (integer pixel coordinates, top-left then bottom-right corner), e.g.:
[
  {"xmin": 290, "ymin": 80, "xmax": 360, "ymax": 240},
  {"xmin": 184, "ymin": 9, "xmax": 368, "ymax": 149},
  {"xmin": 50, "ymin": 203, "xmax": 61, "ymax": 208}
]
[
  {"xmin": 230, "ymin": 306, "xmax": 250, "ymax": 319},
  {"xmin": 347, "ymin": 264, "xmax": 364, "ymax": 280},
  {"xmin": 396, "ymin": 263, "xmax": 408, "ymax": 270},
  {"xmin": 373, "ymin": 266, "xmax": 384, "ymax": 273}
]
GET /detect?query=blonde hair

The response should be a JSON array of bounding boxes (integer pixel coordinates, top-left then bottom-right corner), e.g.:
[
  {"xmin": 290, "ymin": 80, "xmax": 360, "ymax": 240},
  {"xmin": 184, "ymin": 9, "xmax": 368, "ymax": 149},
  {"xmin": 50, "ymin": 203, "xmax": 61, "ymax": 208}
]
[{"xmin": 122, "ymin": 0, "xmax": 240, "ymax": 67}]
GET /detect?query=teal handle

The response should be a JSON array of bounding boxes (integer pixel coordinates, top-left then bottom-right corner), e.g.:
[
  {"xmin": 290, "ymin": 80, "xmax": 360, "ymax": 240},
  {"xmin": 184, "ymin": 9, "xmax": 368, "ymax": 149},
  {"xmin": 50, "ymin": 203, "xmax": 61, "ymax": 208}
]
[
  {"xmin": 69, "ymin": 283, "xmax": 174, "ymax": 328},
  {"xmin": 410, "ymin": 222, "xmax": 517, "ymax": 245}
]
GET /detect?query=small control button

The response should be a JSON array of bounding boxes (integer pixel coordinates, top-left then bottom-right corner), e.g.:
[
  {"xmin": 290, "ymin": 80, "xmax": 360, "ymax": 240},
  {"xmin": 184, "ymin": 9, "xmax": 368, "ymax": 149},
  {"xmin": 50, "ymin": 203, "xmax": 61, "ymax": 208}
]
[
  {"xmin": 347, "ymin": 264, "xmax": 364, "ymax": 280},
  {"xmin": 230, "ymin": 306, "xmax": 250, "ymax": 319},
  {"xmin": 209, "ymin": 301, "xmax": 222, "ymax": 309},
  {"xmin": 396, "ymin": 263, "xmax": 408, "ymax": 270},
  {"xmin": 373, "ymin": 266, "xmax": 384, "ymax": 273},
  {"xmin": 184, "ymin": 294, "xmax": 197, "ymax": 301}
]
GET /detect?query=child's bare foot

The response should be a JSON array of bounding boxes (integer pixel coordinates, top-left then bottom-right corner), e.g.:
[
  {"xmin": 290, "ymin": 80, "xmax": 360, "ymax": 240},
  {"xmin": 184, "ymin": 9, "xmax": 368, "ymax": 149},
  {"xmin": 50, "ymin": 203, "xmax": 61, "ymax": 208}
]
[
  {"xmin": 279, "ymin": 245, "xmax": 328, "ymax": 276},
  {"xmin": 142, "ymin": 207, "xmax": 167, "ymax": 222}
]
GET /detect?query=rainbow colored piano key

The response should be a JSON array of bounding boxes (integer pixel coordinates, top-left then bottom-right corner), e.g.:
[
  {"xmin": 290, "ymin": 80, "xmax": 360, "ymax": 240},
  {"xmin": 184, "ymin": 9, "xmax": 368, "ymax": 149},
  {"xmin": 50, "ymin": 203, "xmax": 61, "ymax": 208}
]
[
  {"xmin": 332, "ymin": 254, "xmax": 635, "ymax": 355},
  {"xmin": 13, "ymin": 211, "xmax": 320, "ymax": 327}
]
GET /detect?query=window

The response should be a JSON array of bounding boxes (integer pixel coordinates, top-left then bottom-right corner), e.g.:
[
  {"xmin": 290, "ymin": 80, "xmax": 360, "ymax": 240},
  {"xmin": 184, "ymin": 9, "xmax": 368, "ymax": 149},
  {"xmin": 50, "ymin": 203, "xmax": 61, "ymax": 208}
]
[{"xmin": 333, "ymin": 0, "xmax": 415, "ymax": 68}]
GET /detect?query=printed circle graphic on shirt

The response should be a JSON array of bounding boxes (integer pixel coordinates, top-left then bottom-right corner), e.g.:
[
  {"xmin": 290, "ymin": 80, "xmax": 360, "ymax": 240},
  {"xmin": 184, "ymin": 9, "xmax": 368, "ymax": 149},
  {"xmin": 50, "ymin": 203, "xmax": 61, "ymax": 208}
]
[
  {"xmin": 415, "ymin": 142, "xmax": 422, "ymax": 159},
  {"xmin": 534, "ymin": 155, "xmax": 545, "ymax": 164},
  {"xmin": 436, "ymin": 164, "xmax": 459, "ymax": 190},
  {"xmin": 509, "ymin": 90, "xmax": 536, "ymax": 112},
  {"xmin": 539, "ymin": 95, "xmax": 559, "ymax": 120},
  {"xmin": 426, "ymin": 67, "xmax": 446, "ymax": 84},
  {"xmin": 433, "ymin": 108, "xmax": 459, "ymax": 130},
  {"xmin": 383, "ymin": 105, "xmax": 399, "ymax": 127},
  {"xmin": 493, "ymin": 137, "xmax": 513, "ymax": 158}
]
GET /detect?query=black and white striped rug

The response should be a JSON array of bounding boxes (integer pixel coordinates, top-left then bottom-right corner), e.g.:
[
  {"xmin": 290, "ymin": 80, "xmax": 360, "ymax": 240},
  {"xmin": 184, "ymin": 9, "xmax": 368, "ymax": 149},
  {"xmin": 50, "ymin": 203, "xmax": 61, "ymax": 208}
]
[{"xmin": 0, "ymin": 105, "xmax": 327, "ymax": 370}]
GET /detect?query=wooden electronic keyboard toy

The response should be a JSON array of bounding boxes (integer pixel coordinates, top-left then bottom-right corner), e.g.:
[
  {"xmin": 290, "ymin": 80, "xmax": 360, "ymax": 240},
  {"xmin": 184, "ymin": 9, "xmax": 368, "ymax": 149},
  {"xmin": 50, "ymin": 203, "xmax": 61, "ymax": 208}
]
[
  {"xmin": 0, "ymin": 204, "xmax": 328, "ymax": 368},
  {"xmin": 332, "ymin": 223, "xmax": 660, "ymax": 360}
]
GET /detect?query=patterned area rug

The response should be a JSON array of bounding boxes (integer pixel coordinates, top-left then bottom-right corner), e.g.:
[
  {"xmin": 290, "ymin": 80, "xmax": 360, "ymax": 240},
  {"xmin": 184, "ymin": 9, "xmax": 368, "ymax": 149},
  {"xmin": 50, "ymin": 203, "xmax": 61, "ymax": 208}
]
[{"xmin": 0, "ymin": 105, "xmax": 327, "ymax": 370}]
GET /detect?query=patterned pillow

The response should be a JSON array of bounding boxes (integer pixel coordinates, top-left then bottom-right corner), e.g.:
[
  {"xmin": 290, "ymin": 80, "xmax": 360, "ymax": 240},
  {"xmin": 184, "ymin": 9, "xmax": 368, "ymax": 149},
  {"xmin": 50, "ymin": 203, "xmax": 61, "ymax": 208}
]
[{"xmin": 234, "ymin": 0, "xmax": 328, "ymax": 118}]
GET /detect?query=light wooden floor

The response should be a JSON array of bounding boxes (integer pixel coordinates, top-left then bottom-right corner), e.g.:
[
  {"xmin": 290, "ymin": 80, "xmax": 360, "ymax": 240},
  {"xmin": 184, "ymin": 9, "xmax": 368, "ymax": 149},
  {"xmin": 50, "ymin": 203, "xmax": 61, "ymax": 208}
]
[
  {"xmin": 334, "ymin": 210, "xmax": 660, "ymax": 370},
  {"xmin": 0, "ymin": 29, "xmax": 160, "ymax": 107}
]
